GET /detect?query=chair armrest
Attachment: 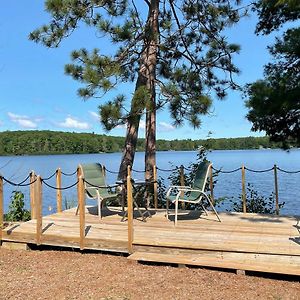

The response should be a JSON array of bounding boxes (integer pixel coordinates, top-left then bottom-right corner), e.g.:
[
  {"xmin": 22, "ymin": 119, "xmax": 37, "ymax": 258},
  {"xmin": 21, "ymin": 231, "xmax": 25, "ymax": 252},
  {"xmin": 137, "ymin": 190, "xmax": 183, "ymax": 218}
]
[
  {"xmin": 107, "ymin": 184, "xmax": 119, "ymax": 189},
  {"xmin": 187, "ymin": 188, "xmax": 203, "ymax": 193},
  {"xmin": 174, "ymin": 189, "xmax": 209, "ymax": 202},
  {"xmin": 166, "ymin": 185, "xmax": 192, "ymax": 197},
  {"xmin": 85, "ymin": 186, "xmax": 98, "ymax": 190},
  {"xmin": 168, "ymin": 185, "xmax": 192, "ymax": 190}
]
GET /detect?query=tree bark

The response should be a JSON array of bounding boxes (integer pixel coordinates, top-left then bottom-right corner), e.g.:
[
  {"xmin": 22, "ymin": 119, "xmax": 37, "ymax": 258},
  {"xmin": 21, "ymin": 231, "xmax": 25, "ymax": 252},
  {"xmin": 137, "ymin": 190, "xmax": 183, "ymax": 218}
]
[
  {"xmin": 117, "ymin": 114, "xmax": 141, "ymax": 180},
  {"xmin": 145, "ymin": 0, "xmax": 159, "ymax": 183},
  {"xmin": 118, "ymin": 0, "xmax": 159, "ymax": 181}
]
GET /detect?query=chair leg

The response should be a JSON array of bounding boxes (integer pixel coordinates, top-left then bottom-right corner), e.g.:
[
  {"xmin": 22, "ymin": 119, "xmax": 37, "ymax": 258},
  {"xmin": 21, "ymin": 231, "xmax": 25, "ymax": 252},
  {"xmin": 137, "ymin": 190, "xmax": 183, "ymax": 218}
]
[
  {"xmin": 205, "ymin": 194, "xmax": 221, "ymax": 222},
  {"xmin": 174, "ymin": 200, "xmax": 178, "ymax": 226},
  {"xmin": 75, "ymin": 205, "xmax": 79, "ymax": 216},
  {"xmin": 98, "ymin": 199, "xmax": 102, "ymax": 220},
  {"xmin": 166, "ymin": 198, "xmax": 169, "ymax": 219},
  {"xmin": 200, "ymin": 203, "xmax": 208, "ymax": 216}
]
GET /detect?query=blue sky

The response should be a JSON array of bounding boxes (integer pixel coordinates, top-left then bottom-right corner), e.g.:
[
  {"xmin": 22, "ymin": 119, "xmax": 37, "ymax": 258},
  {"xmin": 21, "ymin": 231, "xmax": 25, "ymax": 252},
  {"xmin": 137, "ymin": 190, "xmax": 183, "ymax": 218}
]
[{"xmin": 0, "ymin": 2, "xmax": 281, "ymax": 140}]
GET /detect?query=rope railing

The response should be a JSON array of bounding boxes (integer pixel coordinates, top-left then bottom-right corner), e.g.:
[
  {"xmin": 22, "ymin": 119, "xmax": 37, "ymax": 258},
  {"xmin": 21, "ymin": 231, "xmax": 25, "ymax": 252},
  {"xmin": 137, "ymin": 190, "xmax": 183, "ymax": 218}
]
[
  {"xmin": 61, "ymin": 170, "xmax": 77, "ymax": 176},
  {"xmin": 24, "ymin": 165, "xmax": 299, "ymax": 176},
  {"xmin": 41, "ymin": 179, "xmax": 79, "ymax": 190},
  {"xmin": 17, "ymin": 173, "xmax": 32, "ymax": 185},
  {"xmin": 1, "ymin": 164, "xmax": 299, "ymax": 188},
  {"xmin": 83, "ymin": 179, "xmax": 120, "ymax": 189},
  {"xmin": 1, "ymin": 162, "xmax": 299, "ymax": 251},
  {"xmin": 277, "ymin": 167, "xmax": 300, "ymax": 174},
  {"xmin": 131, "ymin": 168, "xmax": 145, "ymax": 173},
  {"xmin": 103, "ymin": 167, "xmax": 119, "ymax": 174},
  {"xmin": 0, "ymin": 174, "xmax": 36, "ymax": 187},
  {"xmin": 244, "ymin": 167, "xmax": 274, "ymax": 173},
  {"xmin": 156, "ymin": 166, "xmax": 177, "ymax": 172},
  {"xmin": 1, "ymin": 164, "xmax": 299, "ymax": 218},
  {"xmin": 212, "ymin": 166, "xmax": 242, "ymax": 174},
  {"xmin": 42, "ymin": 171, "xmax": 57, "ymax": 181}
]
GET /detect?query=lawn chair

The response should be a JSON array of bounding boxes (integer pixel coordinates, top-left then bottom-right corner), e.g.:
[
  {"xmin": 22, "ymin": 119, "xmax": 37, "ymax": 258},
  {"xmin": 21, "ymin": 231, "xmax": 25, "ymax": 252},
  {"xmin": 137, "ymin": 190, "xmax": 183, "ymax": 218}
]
[
  {"xmin": 166, "ymin": 161, "xmax": 221, "ymax": 225},
  {"xmin": 76, "ymin": 163, "xmax": 119, "ymax": 219}
]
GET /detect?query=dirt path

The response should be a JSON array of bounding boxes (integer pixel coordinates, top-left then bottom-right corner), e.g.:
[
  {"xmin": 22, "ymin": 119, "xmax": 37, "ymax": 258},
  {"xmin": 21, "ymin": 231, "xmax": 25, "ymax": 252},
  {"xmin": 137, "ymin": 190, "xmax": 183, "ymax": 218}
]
[{"xmin": 0, "ymin": 248, "xmax": 299, "ymax": 300}]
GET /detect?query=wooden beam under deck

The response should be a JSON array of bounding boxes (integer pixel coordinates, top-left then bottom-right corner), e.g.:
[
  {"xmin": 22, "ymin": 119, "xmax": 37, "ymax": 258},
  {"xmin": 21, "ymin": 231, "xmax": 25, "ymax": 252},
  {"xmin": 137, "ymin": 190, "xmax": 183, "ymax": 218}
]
[{"xmin": 1, "ymin": 206, "xmax": 300, "ymax": 276}]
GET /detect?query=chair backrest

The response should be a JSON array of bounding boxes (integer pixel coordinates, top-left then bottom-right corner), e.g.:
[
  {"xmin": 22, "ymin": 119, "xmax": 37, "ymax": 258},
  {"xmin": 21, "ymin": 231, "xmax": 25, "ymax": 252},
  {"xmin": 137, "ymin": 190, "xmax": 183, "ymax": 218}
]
[
  {"xmin": 189, "ymin": 160, "xmax": 211, "ymax": 200},
  {"xmin": 79, "ymin": 163, "xmax": 107, "ymax": 198}
]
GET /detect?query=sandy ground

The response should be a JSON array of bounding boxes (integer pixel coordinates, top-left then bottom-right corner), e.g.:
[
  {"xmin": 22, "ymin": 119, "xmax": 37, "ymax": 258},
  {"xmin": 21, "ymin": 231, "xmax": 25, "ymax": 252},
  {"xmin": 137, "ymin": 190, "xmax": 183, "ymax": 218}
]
[{"xmin": 0, "ymin": 247, "xmax": 299, "ymax": 300}]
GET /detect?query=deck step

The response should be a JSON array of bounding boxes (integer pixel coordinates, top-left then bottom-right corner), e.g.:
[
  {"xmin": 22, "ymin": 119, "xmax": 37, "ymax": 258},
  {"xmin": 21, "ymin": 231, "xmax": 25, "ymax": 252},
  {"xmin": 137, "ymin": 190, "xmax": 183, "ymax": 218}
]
[
  {"xmin": 1, "ymin": 241, "xmax": 30, "ymax": 250},
  {"xmin": 128, "ymin": 251, "xmax": 300, "ymax": 276}
]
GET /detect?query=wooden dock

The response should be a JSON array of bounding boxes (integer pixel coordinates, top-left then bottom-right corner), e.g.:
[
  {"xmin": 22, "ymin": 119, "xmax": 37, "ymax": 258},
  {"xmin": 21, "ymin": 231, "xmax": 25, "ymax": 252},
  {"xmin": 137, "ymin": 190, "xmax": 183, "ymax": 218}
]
[{"xmin": 1, "ymin": 206, "xmax": 300, "ymax": 276}]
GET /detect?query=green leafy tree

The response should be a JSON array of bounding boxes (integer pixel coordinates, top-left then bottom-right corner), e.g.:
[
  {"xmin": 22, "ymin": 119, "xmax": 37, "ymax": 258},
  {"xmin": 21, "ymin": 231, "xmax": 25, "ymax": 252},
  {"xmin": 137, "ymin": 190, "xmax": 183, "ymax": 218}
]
[
  {"xmin": 254, "ymin": 0, "xmax": 300, "ymax": 35},
  {"xmin": 30, "ymin": 1, "xmax": 244, "ymax": 179},
  {"xmin": 245, "ymin": 0, "xmax": 300, "ymax": 148}
]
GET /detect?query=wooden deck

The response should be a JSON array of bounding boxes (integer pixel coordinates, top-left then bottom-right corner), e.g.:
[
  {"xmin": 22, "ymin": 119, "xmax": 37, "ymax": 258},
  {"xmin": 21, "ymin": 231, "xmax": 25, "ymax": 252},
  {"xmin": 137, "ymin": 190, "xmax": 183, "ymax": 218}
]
[{"xmin": 1, "ymin": 206, "xmax": 300, "ymax": 276}]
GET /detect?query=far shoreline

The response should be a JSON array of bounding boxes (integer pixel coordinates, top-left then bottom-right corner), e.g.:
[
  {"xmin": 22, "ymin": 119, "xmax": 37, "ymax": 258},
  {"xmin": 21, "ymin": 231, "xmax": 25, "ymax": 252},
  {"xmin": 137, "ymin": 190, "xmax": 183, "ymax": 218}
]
[{"xmin": 1, "ymin": 147, "xmax": 298, "ymax": 158}]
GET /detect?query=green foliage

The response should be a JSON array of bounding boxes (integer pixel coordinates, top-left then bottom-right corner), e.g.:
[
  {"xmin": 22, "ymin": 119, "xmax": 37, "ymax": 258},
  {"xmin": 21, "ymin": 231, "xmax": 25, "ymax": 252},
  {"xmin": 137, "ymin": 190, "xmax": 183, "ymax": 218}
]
[
  {"xmin": 0, "ymin": 130, "xmax": 124, "ymax": 155},
  {"xmin": 245, "ymin": 29, "xmax": 300, "ymax": 148},
  {"xmin": 99, "ymin": 95, "xmax": 125, "ymax": 131},
  {"xmin": 254, "ymin": 0, "xmax": 300, "ymax": 35},
  {"xmin": 4, "ymin": 191, "xmax": 31, "ymax": 222},
  {"xmin": 228, "ymin": 183, "xmax": 285, "ymax": 214},
  {"xmin": 168, "ymin": 147, "xmax": 210, "ymax": 187},
  {"xmin": 0, "ymin": 130, "xmax": 283, "ymax": 156},
  {"xmin": 30, "ymin": 0, "xmax": 244, "ymax": 131},
  {"xmin": 246, "ymin": 0, "xmax": 300, "ymax": 148},
  {"xmin": 156, "ymin": 177, "xmax": 167, "ymax": 208}
]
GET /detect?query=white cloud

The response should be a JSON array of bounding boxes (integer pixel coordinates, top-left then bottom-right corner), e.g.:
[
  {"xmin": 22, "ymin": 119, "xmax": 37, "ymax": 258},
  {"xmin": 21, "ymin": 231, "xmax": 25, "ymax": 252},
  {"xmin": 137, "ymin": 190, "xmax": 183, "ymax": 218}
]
[
  {"xmin": 58, "ymin": 116, "xmax": 91, "ymax": 130},
  {"xmin": 158, "ymin": 122, "xmax": 175, "ymax": 132},
  {"xmin": 8, "ymin": 112, "xmax": 38, "ymax": 129},
  {"xmin": 89, "ymin": 111, "xmax": 100, "ymax": 121}
]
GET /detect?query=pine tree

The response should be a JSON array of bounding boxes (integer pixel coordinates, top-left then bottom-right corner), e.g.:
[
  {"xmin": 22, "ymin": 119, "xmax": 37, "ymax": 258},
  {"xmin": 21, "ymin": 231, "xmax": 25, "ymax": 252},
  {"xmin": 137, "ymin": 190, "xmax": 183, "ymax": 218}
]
[
  {"xmin": 30, "ymin": 0, "xmax": 244, "ymax": 179},
  {"xmin": 245, "ymin": 0, "xmax": 300, "ymax": 148}
]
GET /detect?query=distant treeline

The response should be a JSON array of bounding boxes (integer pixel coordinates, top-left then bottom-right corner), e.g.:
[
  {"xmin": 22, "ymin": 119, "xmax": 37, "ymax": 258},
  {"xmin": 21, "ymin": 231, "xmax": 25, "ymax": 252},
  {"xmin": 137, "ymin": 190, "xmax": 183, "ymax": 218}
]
[{"xmin": 0, "ymin": 130, "xmax": 282, "ymax": 156}]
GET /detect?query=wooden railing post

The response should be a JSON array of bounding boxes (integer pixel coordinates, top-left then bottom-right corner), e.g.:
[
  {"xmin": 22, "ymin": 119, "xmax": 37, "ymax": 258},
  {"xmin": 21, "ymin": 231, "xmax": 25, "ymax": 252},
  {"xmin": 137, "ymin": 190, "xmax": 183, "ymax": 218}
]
[
  {"xmin": 76, "ymin": 166, "xmax": 82, "ymax": 215},
  {"xmin": 56, "ymin": 168, "xmax": 62, "ymax": 213},
  {"xmin": 153, "ymin": 165, "xmax": 158, "ymax": 209},
  {"xmin": 35, "ymin": 176, "xmax": 42, "ymax": 245},
  {"xmin": 179, "ymin": 165, "xmax": 185, "ymax": 210},
  {"xmin": 78, "ymin": 175, "xmax": 85, "ymax": 250},
  {"xmin": 209, "ymin": 164, "xmax": 214, "ymax": 205},
  {"xmin": 241, "ymin": 165, "xmax": 247, "ymax": 213},
  {"xmin": 30, "ymin": 171, "xmax": 36, "ymax": 219},
  {"xmin": 274, "ymin": 164, "xmax": 279, "ymax": 215},
  {"xmin": 127, "ymin": 165, "xmax": 133, "ymax": 253},
  {"xmin": 0, "ymin": 176, "xmax": 3, "ymax": 243}
]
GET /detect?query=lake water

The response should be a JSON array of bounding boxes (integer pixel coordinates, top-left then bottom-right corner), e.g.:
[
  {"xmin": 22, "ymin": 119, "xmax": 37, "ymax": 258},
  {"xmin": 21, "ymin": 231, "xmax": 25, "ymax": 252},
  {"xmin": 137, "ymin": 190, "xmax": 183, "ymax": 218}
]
[{"xmin": 0, "ymin": 149, "xmax": 299, "ymax": 216}]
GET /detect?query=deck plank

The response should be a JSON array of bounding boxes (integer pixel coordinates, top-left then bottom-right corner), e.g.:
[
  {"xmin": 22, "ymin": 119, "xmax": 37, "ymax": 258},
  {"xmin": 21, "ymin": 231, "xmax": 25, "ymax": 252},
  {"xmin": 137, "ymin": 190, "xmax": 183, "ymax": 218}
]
[{"xmin": 1, "ymin": 206, "xmax": 300, "ymax": 275}]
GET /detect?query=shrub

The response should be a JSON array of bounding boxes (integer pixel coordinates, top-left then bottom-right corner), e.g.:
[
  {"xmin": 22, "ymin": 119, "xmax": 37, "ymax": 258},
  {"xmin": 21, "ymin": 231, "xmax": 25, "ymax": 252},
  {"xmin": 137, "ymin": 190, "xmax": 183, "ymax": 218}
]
[
  {"xmin": 229, "ymin": 183, "xmax": 285, "ymax": 214},
  {"xmin": 4, "ymin": 190, "xmax": 31, "ymax": 222}
]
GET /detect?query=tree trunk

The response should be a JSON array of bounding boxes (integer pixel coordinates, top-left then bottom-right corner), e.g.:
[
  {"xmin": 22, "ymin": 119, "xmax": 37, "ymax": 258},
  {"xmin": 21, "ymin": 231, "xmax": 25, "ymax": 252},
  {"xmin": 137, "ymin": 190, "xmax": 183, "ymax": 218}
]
[
  {"xmin": 145, "ymin": 0, "xmax": 159, "ymax": 183},
  {"xmin": 117, "ymin": 114, "xmax": 141, "ymax": 181},
  {"xmin": 145, "ymin": 109, "xmax": 156, "ymax": 181},
  {"xmin": 118, "ymin": 0, "xmax": 159, "ymax": 182}
]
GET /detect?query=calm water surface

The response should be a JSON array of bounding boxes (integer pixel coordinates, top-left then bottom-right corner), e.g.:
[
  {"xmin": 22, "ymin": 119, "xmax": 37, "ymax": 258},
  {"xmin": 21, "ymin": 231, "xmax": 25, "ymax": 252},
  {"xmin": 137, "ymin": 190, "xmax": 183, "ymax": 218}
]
[{"xmin": 0, "ymin": 149, "xmax": 299, "ymax": 215}]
